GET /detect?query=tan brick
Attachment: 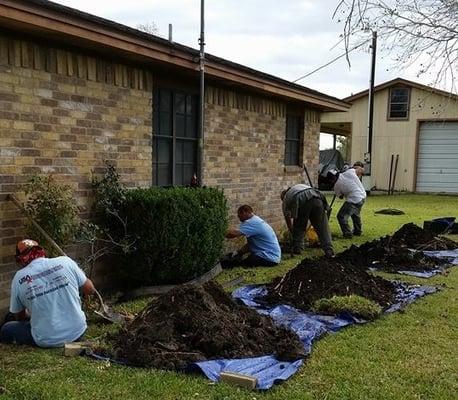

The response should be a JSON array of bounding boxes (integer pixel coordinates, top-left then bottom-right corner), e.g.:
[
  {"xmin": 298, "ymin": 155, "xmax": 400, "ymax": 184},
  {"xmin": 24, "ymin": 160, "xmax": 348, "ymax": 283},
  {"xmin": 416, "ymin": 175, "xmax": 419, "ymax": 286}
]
[{"xmin": 12, "ymin": 120, "xmax": 35, "ymax": 130}]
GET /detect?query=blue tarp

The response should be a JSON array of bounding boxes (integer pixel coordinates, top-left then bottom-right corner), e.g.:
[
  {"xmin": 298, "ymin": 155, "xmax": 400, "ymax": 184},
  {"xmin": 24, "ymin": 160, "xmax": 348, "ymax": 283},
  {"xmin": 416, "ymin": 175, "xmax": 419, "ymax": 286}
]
[
  {"xmin": 191, "ymin": 282, "xmax": 438, "ymax": 390},
  {"xmin": 398, "ymin": 249, "xmax": 458, "ymax": 277}
]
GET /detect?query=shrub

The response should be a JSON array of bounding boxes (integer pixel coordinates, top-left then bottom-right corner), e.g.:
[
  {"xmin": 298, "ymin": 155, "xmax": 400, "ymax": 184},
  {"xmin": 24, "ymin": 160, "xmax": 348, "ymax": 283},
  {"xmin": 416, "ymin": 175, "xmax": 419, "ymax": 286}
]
[
  {"xmin": 118, "ymin": 186, "xmax": 228, "ymax": 287},
  {"xmin": 23, "ymin": 175, "xmax": 80, "ymax": 253},
  {"xmin": 312, "ymin": 295, "xmax": 382, "ymax": 320},
  {"xmin": 91, "ymin": 163, "xmax": 133, "ymax": 254}
]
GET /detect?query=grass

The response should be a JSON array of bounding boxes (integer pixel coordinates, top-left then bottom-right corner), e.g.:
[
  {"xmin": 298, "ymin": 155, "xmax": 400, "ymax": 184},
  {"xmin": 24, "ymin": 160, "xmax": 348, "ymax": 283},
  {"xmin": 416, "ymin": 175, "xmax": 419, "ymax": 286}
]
[
  {"xmin": 312, "ymin": 295, "xmax": 382, "ymax": 320},
  {"xmin": 1, "ymin": 194, "xmax": 457, "ymax": 400}
]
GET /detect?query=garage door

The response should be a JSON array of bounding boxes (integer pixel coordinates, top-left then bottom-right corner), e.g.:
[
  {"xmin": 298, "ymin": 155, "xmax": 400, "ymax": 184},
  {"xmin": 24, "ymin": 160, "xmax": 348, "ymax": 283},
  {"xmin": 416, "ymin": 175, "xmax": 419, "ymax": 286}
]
[{"xmin": 416, "ymin": 121, "xmax": 458, "ymax": 193}]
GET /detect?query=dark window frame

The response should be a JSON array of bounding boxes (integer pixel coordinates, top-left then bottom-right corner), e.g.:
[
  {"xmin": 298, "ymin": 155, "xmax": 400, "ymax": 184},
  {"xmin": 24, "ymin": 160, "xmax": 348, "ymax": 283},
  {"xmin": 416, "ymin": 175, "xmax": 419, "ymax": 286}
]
[
  {"xmin": 153, "ymin": 87, "xmax": 199, "ymax": 186},
  {"xmin": 387, "ymin": 86, "xmax": 411, "ymax": 120},
  {"xmin": 284, "ymin": 113, "xmax": 303, "ymax": 166}
]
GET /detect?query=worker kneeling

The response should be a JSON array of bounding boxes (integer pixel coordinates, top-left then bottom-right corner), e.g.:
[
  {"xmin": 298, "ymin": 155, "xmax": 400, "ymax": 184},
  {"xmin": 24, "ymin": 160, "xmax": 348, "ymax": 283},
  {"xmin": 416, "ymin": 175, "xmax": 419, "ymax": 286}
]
[
  {"xmin": 222, "ymin": 205, "xmax": 281, "ymax": 268},
  {"xmin": 0, "ymin": 239, "xmax": 96, "ymax": 347}
]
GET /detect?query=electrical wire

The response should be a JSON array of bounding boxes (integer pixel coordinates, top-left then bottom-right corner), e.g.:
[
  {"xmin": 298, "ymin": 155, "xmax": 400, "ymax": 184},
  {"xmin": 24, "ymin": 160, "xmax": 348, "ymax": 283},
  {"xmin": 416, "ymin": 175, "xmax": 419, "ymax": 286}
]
[{"xmin": 292, "ymin": 40, "xmax": 371, "ymax": 83}]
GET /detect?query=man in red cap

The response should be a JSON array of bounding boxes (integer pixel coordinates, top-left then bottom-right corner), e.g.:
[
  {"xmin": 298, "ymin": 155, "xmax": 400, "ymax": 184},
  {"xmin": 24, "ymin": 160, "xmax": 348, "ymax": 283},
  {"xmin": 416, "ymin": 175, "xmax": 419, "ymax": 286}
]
[{"xmin": 0, "ymin": 239, "xmax": 95, "ymax": 347}]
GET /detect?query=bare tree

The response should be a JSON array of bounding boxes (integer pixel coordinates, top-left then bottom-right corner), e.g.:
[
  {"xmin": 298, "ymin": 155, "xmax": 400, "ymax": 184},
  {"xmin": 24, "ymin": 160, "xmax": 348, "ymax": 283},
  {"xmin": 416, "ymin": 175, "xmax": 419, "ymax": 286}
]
[
  {"xmin": 137, "ymin": 21, "xmax": 159, "ymax": 35},
  {"xmin": 334, "ymin": 0, "xmax": 458, "ymax": 92}
]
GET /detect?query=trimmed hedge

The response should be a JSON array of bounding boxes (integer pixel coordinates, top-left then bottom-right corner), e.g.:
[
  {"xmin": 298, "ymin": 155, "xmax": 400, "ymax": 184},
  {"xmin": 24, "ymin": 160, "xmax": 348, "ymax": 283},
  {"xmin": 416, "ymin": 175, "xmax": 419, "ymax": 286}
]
[{"xmin": 119, "ymin": 187, "xmax": 228, "ymax": 287}]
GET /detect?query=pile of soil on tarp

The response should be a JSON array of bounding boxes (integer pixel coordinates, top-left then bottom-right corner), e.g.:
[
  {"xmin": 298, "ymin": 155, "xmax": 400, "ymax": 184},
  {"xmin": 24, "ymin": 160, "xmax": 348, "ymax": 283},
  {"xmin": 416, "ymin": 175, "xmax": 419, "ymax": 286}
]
[
  {"xmin": 262, "ymin": 258, "xmax": 397, "ymax": 311},
  {"xmin": 108, "ymin": 281, "xmax": 305, "ymax": 370},
  {"xmin": 338, "ymin": 223, "xmax": 457, "ymax": 273},
  {"xmin": 391, "ymin": 223, "xmax": 457, "ymax": 250}
]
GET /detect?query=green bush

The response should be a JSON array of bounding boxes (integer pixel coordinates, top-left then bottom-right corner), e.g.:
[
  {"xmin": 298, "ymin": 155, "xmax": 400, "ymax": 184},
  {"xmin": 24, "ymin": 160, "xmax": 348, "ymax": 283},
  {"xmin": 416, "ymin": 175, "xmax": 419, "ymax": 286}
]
[
  {"xmin": 312, "ymin": 295, "xmax": 382, "ymax": 321},
  {"xmin": 118, "ymin": 186, "xmax": 228, "ymax": 287},
  {"xmin": 23, "ymin": 175, "xmax": 80, "ymax": 254}
]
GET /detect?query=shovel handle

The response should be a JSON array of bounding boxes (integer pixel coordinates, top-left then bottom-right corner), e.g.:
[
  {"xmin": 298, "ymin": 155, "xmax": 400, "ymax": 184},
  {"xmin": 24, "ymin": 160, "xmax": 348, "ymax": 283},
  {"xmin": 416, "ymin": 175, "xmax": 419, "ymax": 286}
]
[{"xmin": 7, "ymin": 194, "xmax": 67, "ymax": 257}]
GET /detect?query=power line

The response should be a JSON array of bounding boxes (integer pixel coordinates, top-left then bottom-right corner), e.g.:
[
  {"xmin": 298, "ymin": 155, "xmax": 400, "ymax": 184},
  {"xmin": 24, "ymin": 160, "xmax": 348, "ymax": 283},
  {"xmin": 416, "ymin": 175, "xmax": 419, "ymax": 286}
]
[{"xmin": 292, "ymin": 40, "xmax": 370, "ymax": 83}]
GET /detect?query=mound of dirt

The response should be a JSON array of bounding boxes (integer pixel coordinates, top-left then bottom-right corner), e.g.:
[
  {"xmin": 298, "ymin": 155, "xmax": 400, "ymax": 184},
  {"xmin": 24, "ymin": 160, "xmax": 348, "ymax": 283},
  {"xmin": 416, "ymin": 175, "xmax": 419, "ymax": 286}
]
[
  {"xmin": 391, "ymin": 223, "xmax": 457, "ymax": 250},
  {"xmin": 109, "ymin": 281, "xmax": 305, "ymax": 370},
  {"xmin": 263, "ymin": 258, "xmax": 397, "ymax": 311},
  {"xmin": 338, "ymin": 223, "xmax": 457, "ymax": 273}
]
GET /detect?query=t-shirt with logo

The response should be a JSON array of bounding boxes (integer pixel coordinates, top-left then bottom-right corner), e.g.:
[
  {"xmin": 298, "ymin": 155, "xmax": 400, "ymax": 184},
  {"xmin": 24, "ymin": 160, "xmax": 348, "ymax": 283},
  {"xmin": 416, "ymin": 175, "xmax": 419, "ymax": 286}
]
[
  {"xmin": 9, "ymin": 256, "xmax": 88, "ymax": 347},
  {"xmin": 239, "ymin": 215, "xmax": 281, "ymax": 263}
]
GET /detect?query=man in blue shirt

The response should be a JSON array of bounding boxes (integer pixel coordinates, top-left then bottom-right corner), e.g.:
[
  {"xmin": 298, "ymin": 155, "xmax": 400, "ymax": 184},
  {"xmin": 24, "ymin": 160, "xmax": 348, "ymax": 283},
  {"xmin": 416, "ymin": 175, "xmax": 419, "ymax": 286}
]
[
  {"xmin": 0, "ymin": 239, "xmax": 96, "ymax": 347},
  {"xmin": 223, "ymin": 205, "xmax": 281, "ymax": 268}
]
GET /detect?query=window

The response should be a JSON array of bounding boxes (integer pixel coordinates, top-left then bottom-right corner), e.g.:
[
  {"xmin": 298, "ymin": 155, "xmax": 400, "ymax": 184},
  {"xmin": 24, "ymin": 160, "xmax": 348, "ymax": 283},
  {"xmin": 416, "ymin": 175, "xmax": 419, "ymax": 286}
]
[
  {"xmin": 153, "ymin": 88, "xmax": 198, "ymax": 186},
  {"xmin": 284, "ymin": 114, "xmax": 302, "ymax": 165},
  {"xmin": 388, "ymin": 87, "xmax": 410, "ymax": 119}
]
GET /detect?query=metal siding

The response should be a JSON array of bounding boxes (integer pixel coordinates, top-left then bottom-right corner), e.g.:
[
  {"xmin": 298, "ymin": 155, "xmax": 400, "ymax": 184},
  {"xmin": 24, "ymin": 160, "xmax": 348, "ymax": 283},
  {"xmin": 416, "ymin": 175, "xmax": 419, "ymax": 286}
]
[{"xmin": 416, "ymin": 122, "xmax": 458, "ymax": 193}]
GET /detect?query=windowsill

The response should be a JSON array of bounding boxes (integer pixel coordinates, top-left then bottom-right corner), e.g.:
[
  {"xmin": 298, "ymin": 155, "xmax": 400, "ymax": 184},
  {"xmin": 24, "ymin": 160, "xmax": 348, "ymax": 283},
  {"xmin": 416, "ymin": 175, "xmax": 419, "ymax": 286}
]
[
  {"xmin": 284, "ymin": 165, "xmax": 302, "ymax": 173},
  {"xmin": 387, "ymin": 117, "xmax": 409, "ymax": 121}
]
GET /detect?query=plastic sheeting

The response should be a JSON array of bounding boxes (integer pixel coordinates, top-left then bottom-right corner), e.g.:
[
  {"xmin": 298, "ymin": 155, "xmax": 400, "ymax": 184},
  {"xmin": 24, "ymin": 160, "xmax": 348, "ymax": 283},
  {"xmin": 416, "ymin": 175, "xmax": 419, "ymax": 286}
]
[
  {"xmin": 398, "ymin": 249, "xmax": 458, "ymax": 277},
  {"xmin": 191, "ymin": 282, "xmax": 437, "ymax": 390}
]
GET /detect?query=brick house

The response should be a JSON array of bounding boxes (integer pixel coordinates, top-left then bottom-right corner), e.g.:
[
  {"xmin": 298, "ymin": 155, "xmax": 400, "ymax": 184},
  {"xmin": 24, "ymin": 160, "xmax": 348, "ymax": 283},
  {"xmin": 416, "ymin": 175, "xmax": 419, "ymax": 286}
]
[{"xmin": 0, "ymin": 0, "xmax": 348, "ymax": 312}]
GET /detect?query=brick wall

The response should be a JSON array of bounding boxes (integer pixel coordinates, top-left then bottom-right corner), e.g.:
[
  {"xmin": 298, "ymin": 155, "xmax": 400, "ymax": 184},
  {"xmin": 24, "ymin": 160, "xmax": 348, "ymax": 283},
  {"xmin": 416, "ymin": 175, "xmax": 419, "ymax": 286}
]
[
  {"xmin": 0, "ymin": 34, "xmax": 152, "ymax": 314},
  {"xmin": 0, "ymin": 36, "xmax": 322, "ymax": 315},
  {"xmin": 204, "ymin": 86, "xmax": 320, "ymax": 232}
]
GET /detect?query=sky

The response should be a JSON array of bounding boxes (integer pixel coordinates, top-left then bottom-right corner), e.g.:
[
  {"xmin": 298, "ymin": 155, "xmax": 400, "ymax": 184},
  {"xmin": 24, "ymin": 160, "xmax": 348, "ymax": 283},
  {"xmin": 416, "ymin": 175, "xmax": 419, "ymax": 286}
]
[{"xmin": 51, "ymin": 0, "xmax": 433, "ymax": 100}]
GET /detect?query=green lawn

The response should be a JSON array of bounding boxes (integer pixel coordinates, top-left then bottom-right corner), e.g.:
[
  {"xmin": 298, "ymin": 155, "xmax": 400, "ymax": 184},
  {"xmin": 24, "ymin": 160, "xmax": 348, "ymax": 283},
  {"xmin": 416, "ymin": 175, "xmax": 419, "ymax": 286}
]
[{"xmin": 1, "ymin": 194, "xmax": 457, "ymax": 400}]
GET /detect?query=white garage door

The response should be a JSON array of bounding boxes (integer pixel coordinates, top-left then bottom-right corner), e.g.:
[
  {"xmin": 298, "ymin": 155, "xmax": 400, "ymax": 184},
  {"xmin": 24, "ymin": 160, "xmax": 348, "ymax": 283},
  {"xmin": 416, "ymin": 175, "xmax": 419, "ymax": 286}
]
[{"xmin": 416, "ymin": 121, "xmax": 458, "ymax": 193}]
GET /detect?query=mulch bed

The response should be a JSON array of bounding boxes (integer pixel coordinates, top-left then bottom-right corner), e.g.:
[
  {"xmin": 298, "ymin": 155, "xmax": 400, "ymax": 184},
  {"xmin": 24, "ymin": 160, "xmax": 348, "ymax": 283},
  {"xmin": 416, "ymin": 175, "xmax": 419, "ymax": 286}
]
[{"xmin": 108, "ymin": 281, "xmax": 305, "ymax": 370}]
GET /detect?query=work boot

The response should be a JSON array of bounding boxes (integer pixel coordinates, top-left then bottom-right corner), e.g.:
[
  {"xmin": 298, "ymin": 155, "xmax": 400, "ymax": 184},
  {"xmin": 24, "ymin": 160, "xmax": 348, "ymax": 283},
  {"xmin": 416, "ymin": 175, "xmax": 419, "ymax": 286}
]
[
  {"xmin": 342, "ymin": 233, "xmax": 353, "ymax": 239},
  {"xmin": 353, "ymin": 231, "xmax": 362, "ymax": 236},
  {"xmin": 324, "ymin": 249, "xmax": 335, "ymax": 258}
]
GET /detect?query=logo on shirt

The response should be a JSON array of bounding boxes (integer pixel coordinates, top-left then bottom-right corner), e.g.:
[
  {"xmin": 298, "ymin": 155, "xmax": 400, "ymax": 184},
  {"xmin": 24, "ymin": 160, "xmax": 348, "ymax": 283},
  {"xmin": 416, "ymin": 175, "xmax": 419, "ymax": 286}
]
[{"xmin": 19, "ymin": 275, "xmax": 33, "ymax": 284}]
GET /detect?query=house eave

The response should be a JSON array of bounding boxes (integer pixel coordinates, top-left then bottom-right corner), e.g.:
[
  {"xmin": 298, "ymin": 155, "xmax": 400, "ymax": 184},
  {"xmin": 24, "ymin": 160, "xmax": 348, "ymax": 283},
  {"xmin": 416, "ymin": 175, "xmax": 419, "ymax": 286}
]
[{"xmin": 0, "ymin": 0, "xmax": 349, "ymax": 112}]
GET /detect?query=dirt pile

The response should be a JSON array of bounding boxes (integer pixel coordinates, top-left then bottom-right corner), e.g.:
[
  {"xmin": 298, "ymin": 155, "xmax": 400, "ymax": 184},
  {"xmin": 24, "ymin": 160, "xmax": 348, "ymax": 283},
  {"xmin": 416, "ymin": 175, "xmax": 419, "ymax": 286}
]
[
  {"xmin": 109, "ymin": 281, "xmax": 305, "ymax": 370},
  {"xmin": 263, "ymin": 258, "xmax": 397, "ymax": 311},
  {"xmin": 262, "ymin": 223, "xmax": 456, "ymax": 311},
  {"xmin": 391, "ymin": 223, "xmax": 457, "ymax": 250},
  {"xmin": 338, "ymin": 223, "xmax": 457, "ymax": 273}
]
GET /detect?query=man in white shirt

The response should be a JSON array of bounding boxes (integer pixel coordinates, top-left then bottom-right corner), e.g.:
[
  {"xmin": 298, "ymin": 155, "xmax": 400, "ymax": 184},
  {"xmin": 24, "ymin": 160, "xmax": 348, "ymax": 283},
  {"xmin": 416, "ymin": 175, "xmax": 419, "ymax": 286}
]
[{"xmin": 332, "ymin": 163, "xmax": 367, "ymax": 238}]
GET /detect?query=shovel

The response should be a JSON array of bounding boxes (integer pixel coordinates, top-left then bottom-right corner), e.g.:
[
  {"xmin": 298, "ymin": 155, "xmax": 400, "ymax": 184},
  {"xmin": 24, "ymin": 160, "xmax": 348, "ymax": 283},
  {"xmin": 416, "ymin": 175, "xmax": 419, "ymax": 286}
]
[
  {"xmin": 327, "ymin": 194, "xmax": 337, "ymax": 220},
  {"xmin": 7, "ymin": 194, "xmax": 126, "ymax": 324}
]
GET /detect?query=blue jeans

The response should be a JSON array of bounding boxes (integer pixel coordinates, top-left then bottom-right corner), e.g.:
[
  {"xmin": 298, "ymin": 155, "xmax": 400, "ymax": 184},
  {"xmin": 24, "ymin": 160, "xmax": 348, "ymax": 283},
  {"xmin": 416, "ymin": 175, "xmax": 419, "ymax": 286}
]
[
  {"xmin": 337, "ymin": 200, "xmax": 365, "ymax": 236},
  {"xmin": 0, "ymin": 321, "xmax": 36, "ymax": 346},
  {"xmin": 0, "ymin": 321, "xmax": 86, "ymax": 346}
]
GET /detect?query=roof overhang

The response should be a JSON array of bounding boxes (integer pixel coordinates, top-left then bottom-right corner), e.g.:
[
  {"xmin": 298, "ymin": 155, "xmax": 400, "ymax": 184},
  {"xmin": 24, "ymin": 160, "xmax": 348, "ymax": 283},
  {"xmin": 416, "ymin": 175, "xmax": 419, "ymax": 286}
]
[
  {"xmin": 344, "ymin": 77, "xmax": 458, "ymax": 103},
  {"xmin": 0, "ymin": 0, "xmax": 349, "ymax": 112}
]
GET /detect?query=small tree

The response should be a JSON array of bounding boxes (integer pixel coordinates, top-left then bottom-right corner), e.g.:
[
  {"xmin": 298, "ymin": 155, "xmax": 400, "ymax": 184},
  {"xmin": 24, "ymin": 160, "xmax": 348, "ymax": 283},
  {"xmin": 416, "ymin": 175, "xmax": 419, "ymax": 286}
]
[
  {"xmin": 23, "ymin": 175, "xmax": 81, "ymax": 253},
  {"xmin": 336, "ymin": 135, "xmax": 349, "ymax": 161},
  {"xmin": 91, "ymin": 162, "xmax": 135, "ymax": 257},
  {"xmin": 137, "ymin": 22, "xmax": 159, "ymax": 35}
]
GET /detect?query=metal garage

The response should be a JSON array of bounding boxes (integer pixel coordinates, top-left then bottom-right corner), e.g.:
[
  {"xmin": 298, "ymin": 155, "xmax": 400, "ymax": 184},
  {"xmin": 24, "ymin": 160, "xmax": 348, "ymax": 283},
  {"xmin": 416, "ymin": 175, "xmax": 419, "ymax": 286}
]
[{"xmin": 416, "ymin": 121, "xmax": 458, "ymax": 193}]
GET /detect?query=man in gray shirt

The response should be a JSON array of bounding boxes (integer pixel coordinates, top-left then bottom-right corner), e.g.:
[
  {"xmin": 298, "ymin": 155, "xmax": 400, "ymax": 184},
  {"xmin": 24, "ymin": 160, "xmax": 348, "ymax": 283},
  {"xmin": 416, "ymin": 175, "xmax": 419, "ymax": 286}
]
[{"xmin": 281, "ymin": 184, "xmax": 334, "ymax": 257}]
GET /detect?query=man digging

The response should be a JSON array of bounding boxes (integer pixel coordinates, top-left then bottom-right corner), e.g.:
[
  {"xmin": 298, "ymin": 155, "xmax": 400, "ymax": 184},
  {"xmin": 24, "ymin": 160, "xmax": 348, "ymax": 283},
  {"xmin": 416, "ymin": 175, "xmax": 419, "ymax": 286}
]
[
  {"xmin": 222, "ymin": 205, "xmax": 281, "ymax": 268},
  {"xmin": 329, "ymin": 162, "xmax": 367, "ymax": 238},
  {"xmin": 281, "ymin": 184, "xmax": 334, "ymax": 258}
]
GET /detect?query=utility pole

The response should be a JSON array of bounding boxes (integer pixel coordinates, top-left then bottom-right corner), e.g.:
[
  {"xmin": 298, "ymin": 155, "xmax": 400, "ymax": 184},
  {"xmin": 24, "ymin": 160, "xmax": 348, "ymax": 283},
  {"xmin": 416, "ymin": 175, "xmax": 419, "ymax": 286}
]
[
  {"xmin": 197, "ymin": 0, "xmax": 205, "ymax": 186},
  {"xmin": 365, "ymin": 30, "xmax": 377, "ymax": 176}
]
